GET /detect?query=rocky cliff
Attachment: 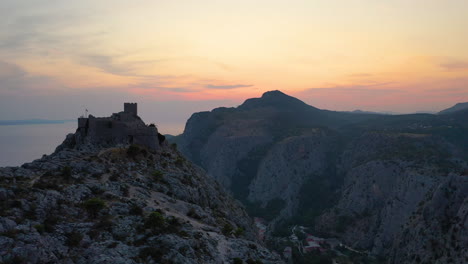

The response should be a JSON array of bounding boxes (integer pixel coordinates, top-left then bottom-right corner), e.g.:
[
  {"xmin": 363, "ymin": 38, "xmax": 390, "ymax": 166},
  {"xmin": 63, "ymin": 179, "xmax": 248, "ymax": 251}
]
[
  {"xmin": 0, "ymin": 127, "xmax": 283, "ymax": 263},
  {"xmin": 175, "ymin": 91, "xmax": 468, "ymax": 263}
]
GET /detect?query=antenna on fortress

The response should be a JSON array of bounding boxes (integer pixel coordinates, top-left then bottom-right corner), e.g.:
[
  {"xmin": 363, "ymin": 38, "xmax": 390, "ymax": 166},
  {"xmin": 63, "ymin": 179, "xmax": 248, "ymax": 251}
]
[{"xmin": 80, "ymin": 106, "xmax": 89, "ymax": 118}]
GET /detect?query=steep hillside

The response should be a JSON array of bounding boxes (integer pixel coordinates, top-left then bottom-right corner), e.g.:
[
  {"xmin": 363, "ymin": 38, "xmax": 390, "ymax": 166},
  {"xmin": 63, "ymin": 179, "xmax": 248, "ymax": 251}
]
[
  {"xmin": 439, "ymin": 102, "xmax": 468, "ymax": 114},
  {"xmin": 176, "ymin": 91, "xmax": 468, "ymax": 263},
  {"xmin": 0, "ymin": 122, "xmax": 284, "ymax": 263}
]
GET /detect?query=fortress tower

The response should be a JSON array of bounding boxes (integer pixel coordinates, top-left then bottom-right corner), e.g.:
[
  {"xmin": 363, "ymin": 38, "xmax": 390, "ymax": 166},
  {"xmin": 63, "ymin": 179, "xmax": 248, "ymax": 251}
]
[{"xmin": 124, "ymin": 103, "xmax": 138, "ymax": 116}]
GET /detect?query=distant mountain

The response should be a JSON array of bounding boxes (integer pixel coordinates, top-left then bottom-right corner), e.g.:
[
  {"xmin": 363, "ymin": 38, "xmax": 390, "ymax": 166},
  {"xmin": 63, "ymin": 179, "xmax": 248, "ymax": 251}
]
[
  {"xmin": 175, "ymin": 90, "xmax": 468, "ymax": 263},
  {"xmin": 0, "ymin": 119, "xmax": 74, "ymax": 125},
  {"xmin": 438, "ymin": 102, "xmax": 468, "ymax": 114},
  {"xmin": 347, "ymin": 110, "xmax": 394, "ymax": 115}
]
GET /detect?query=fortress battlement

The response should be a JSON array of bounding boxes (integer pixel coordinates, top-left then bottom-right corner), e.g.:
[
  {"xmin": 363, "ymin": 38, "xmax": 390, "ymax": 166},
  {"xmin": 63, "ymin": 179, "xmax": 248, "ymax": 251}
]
[{"xmin": 74, "ymin": 103, "xmax": 160, "ymax": 150}]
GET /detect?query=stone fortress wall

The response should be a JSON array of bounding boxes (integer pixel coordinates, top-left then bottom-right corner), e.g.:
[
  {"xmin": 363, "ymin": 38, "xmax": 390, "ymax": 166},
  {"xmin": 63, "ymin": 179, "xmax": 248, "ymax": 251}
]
[{"xmin": 76, "ymin": 103, "xmax": 160, "ymax": 150}]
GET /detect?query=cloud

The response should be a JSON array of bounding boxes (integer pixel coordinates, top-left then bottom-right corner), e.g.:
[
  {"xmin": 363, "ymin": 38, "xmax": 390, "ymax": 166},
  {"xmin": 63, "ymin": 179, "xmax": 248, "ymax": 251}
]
[
  {"xmin": 348, "ymin": 73, "xmax": 374, "ymax": 78},
  {"xmin": 79, "ymin": 55, "xmax": 136, "ymax": 76},
  {"xmin": 0, "ymin": 60, "xmax": 26, "ymax": 79},
  {"xmin": 205, "ymin": 84, "xmax": 253, "ymax": 89},
  {"xmin": 439, "ymin": 59, "xmax": 468, "ymax": 71}
]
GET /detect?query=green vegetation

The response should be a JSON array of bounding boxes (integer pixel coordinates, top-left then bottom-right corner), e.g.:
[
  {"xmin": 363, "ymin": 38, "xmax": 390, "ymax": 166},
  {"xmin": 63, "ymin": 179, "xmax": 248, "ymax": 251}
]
[
  {"xmin": 83, "ymin": 198, "xmax": 106, "ymax": 218},
  {"xmin": 44, "ymin": 215, "xmax": 59, "ymax": 233},
  {"xmin": 335, "ymin": 215, "xmax": 355, "ymax": 233},
  {"xmin": 34, "ymin": 224, "xmax": 45, "ymax": 234},
  {"xmin": 175, "ymin": 157, "xmax": 185, "ymax": 167},
  {"xmin": 222, "ymin": 223, "xmax": 234, "ymax": 236},
  {"xmin": 234, "ymin": 143, "xmax": 273, "ymax": 201},
  {"xmin": 246, "ymin": 259, "xmax": 263, "ymax": 264},
  {"xmin": 294, "ymin": 159, "xmax": 342, "ymax": 226},
  {"xmin": 138, "ymin": 247, "xmax": 165, "ymax": 262},
  {"xmin": 245, "ymin": 198, "xmax": 286, "ymax": 221},
  {"xmin": 65, "ymin": 231, "xmax": 83, "ymax": 247},
  {"xmin": 233, "ymin": 258, "xmax": 243, "ymax": 264},
  {"xmin": 145, "ymin": 211, "xmax": 165, "ymax": 231},
  {"xmin": 187, "ymin": 207, "xmax": 201, "ymax": 219},
  {"xmin": 234, "ymin": 227, "xmax": 244, "ymax": 237},
  {"xmin": 129, "ymin": 204, "xmax": 143, "ymax": 216},
  {"xmin": 61, "ymin": 166, "xmax": 72, "ymax": 179},
  {"xmin": 152, "ymin": 170, "xmax": 164, "ymax": 182},
  {"xmin": 127, "ymin": 144, "xmax": 142, "ymax": 158}
]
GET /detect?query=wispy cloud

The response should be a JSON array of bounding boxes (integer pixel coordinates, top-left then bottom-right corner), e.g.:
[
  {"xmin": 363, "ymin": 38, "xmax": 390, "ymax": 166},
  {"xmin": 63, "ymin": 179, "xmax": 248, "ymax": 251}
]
[
  {"xmin": 79, "ymin": 54, "xmax": 136, "ymax": 76},
  {"xmin": 205, "ymin": 84, "xmax": 253, "ymax": 89},
  {"xmin": 0, "ymin": 60, "xmax": 63, "ymax": 93},
  {"xmin": 439, "ymin": 59, "xmax": 468, "ymax": 71}
]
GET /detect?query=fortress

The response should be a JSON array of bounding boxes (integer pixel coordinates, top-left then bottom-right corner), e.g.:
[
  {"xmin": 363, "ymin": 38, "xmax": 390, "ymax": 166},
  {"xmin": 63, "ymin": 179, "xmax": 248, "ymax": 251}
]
[{"xmin": 74, "ymin": 103, "xmax": 161, "ymax": 151}]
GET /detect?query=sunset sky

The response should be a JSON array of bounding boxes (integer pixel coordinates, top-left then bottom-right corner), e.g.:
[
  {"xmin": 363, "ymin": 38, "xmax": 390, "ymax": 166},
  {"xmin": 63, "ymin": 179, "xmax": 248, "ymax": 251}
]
[{"xmin": 1, "ymin": 0, "xmax": 468, "ymax": 134}]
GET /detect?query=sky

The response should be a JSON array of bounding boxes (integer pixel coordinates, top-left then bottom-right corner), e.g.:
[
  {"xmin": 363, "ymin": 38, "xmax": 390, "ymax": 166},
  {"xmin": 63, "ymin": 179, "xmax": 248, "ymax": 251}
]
[{"xmin": 1, "ymin": 0, "xmax": 467, "ymax": 134}]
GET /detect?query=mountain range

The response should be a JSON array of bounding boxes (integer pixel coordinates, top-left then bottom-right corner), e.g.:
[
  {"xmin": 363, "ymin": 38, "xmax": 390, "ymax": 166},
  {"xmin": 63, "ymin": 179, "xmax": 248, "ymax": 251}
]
[{"xmin": 174, "ymin": 90, "xmax": 468, "ymax": 264}]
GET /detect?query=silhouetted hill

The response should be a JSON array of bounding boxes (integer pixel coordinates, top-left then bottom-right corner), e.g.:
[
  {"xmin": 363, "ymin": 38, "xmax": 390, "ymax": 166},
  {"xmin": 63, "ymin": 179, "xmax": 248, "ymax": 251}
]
[{"xmin": 438, "ymin": 102, "xmax": 468, "ymax": 114}]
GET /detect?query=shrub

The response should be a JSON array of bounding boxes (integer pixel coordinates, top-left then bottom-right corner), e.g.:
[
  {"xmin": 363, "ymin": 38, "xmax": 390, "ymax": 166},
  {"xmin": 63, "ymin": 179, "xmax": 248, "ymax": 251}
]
[
  {"xmin": 83, "ymin": 198, "xmax": 106, "ymax": 218},
  {"xmin": 152, "ymin": 170, "xmax": 164, "ymax": 182},
  {"xmin": 139, "ymin": 247, "xmax": 164, "ymax": 262},
  {"xmin": 246, "ymin": 259, "xmax": 263, "ymax": 264},
  {"xmin": 10, "ymin": 200, "xmax": 22, "ymax": 208},
  {"xmin": 94, "ymin": 215, "xmax": 113, "ymax": 231},
  {"xmin": 109, "ymin": 174, "xmax": 119, "ymax": 181},
  {"xmin": 43, "ymin": 215, "xmax": 59, "ymax": 233},
  {"xmin": 66, "ymin": 231, "xmax": 83, "ymax": 247},
  {"xmin": 127, "ymin": 145, "xmax": 141, "ymax": 157},
  {"xmin": 187, "ymin": 208, "xmax": 201, "ymax": 219},
  {"xmin": 145, "ymin": 211, "xmax": 165, "ymax": 230},
  {"xmin": 61, "ymin": 166, "xmax": 72, "ymax": 179},
  {"xmin": 24, "ymin": 204, "xmax": 37, "ymax": 220},
  {"xmin": 165, "ymin": 216, "xmax": 182, "ymax": 233},
  {"xmin": 129, "ymin": 204, "xmax": 143, "ymax": 216},
  {"xmin": 234, "ymin": 227, "xmax": 244, "ymax": 237},
  {"xmin": 233, "ymin": 258, "xmax": 243, "ymax": 264},
  {"xmin": 175, "ymin": 157, "xmax": 184, "ymax": 167},
  {"xmin": 157, "ymin": 133, "xmax": 166, "ymax": 144},
  {"xmin": 222, "ymin": 223, "xmax": 234, "ymax": 236},
  {"xmin": 121, "ymin": 185, "xmax": 130, "ymax": 197},
  {"xmin": 0, "ymin": 229, "xmax": 19, "ymax": 238},
  {"xmin": 34, "ymin": 224, "xmax": 45, "ymax": 234}
]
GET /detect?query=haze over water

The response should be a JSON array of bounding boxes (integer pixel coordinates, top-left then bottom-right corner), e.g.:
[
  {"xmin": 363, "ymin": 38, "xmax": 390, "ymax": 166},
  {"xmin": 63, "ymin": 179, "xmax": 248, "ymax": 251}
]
[{"xmin": 0, "ymin": 122, "xmax": 76, "ymax": 167}]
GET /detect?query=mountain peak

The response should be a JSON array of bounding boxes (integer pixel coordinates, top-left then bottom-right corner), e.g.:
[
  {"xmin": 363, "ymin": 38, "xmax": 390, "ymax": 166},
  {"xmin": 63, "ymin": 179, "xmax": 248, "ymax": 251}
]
[
  {"xmin": 239, "ymin": 90, "xmax": 317, "ymax": 111},
  {"xmin": 261, "ymin": 90, "xmax": 288, "ymax": 98}
]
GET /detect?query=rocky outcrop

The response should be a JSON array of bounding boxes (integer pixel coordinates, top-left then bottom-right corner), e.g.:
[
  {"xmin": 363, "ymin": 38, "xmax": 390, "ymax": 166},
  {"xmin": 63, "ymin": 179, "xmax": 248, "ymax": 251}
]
[
  {"xmin": 248, "ymin": 130, "xmax": 338, "ymax": 220},
  {"xmin": 0, "ymin": 138, "xmax": 283, "ymax": 263},
  {"xmin": 316, "ymin": 133, "xmax": 467, "ymax": 260},
  {"xmin": 390, "ymin": 174, "xmax": 467, "ymax": 264}
]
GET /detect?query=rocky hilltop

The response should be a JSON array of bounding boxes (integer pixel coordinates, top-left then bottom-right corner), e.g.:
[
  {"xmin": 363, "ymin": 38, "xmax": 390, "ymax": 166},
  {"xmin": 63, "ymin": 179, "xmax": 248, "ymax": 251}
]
[
  {"xmin": 0, "ymin": 104, "xmax": 284, "ymax": 264},
  {"xmin": 176, "ymin": 91, "xmax": 468, "ymax": 263}
]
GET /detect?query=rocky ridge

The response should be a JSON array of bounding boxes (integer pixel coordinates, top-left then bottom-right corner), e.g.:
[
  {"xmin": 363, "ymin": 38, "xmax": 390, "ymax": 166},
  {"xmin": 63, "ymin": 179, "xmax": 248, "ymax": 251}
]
[{"xmin": 0, "ymin": 136, "xmax": 284, "ymax": 263}]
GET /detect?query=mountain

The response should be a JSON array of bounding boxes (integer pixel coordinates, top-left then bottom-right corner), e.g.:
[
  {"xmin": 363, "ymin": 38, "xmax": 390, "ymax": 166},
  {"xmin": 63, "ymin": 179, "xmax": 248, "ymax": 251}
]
[
  {"xmin": 439, "ymin": 102, "xmax": 468, "ymax": 114},
  {"xmin": 0, "ymin": 104, "xmax": 283, "ymax": 264},
  {"xmin": 175, "ymin": 91, "xmax": 468, "ymax": 263}
]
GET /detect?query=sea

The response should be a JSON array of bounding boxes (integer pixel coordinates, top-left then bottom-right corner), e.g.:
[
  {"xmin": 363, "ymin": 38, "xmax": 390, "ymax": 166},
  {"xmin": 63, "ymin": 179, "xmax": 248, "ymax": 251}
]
[{"xmin": 0, "ymin": 122, "xmax": 77, "ymax": 167}]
